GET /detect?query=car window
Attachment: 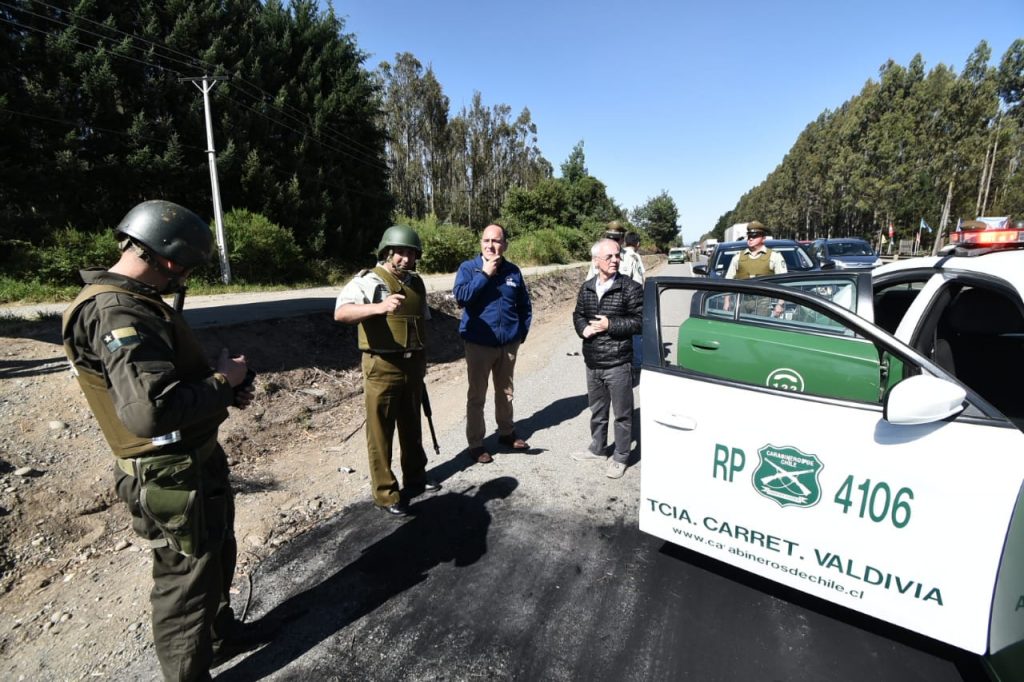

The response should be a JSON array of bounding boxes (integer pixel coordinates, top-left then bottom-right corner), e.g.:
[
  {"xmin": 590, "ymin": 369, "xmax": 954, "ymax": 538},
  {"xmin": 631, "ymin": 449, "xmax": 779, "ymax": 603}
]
[
  {"xmin": 921, "ymin": 284, "xmax": 1024, "ymax": 429},
  {"xmin": 872, "ymin": 281, "xmax": 925, "ymax": 334},
  {"xmin": 712, "ymin": 250, "xmax": 739, "ymax": 274},
  {"xmin": 658, "ymin": 282, "xmax": 889, "ymax": 404},
  {"xmin": 777, "ymin": 246, "xmax": 815, "ymax": 270},
  {"xmin": 712, "ymin": 245, "xmax": 814, "ymax": 275},
  {"xmin": 830, "ymin": 241, "xmax": 875, "ymax": 257}
]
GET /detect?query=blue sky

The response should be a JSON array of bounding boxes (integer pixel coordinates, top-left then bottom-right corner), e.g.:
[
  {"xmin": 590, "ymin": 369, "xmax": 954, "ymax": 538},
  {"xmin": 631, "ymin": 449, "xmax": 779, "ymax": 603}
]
[{"xmin": 330, "ymin": 1, "xmax": 1022, "ymax": 244}]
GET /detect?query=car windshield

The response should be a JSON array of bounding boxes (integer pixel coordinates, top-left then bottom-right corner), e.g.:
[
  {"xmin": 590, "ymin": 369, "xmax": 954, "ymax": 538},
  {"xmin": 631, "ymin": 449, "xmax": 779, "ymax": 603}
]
[
  {"xmin": 829, "ymin": 241, "xmax": 874, "ymax": 257},
  {"xmin": 713, "ymin": 246, "xmax": 815, "ymax": 273}
]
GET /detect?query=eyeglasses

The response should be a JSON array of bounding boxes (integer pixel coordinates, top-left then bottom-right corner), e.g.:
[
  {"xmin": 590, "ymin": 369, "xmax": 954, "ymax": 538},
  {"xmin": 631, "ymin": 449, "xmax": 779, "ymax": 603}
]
[
  {"xmin": 747, "ymin": 233, "xmax": 766, "ymax": 239},
  {"xmin": 597, "ymin": 253, "xmax": 621, "ymax": 261}
]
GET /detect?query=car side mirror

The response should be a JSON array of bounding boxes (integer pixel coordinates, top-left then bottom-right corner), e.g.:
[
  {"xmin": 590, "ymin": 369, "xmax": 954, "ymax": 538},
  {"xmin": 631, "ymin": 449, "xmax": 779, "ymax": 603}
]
[
  {"xmin": 692, "ymin": 264, "xmax": 708, "ymax": 276},
  {"xmin": 820, "ymin": 259, "xmax": 836, "ymax": 270},
  {"xmin": 883, "ymin": 374, "xmax": 966, "ymax": 425}
]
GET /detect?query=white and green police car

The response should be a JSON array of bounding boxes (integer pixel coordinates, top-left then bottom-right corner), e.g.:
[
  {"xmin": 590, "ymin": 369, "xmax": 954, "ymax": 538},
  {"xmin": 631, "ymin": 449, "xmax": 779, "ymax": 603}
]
[{"xmin": 639, "ymin": 223, "xmax": 1024, "ymax": 678}]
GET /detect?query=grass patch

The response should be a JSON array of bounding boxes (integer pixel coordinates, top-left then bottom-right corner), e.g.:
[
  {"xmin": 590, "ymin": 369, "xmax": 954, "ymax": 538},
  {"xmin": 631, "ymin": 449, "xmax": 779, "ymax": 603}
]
[
  {"xmin": 0, "ymin": 277, "xmax": 344, "ymax": 306},
  {"xmin": 0, "ymin": 278, "xmax": 81, "ymax": 305}
]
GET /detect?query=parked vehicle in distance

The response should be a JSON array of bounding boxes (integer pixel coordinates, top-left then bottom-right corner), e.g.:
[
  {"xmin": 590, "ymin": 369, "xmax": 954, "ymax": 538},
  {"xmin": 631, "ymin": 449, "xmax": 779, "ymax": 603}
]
[
  {"xmin": 809, "ymin": 238, "xmax": 882, "ymax": 269},
  {"xmin": 692, "ymin": 239, "xmax": 823, "ymax": 278},
  {"xmin": 700, "ymin": 238, "xmax": 719, "ymax": 256},
  {"xmin": 667, "ymin": 247, "xmax": 687, "ymax": 264}
]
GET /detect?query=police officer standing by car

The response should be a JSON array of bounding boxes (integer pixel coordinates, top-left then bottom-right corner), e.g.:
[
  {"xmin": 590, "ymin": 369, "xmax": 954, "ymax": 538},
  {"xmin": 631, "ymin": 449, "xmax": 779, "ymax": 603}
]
[
  {"xmin": 62, "ymin": 200, "xmax": 256, "ymax": 680},
  {"xmin": 724, "ymin": 221, "xmax": 787, "ymax": 279},
  {"xmin": 334, "ymin": 225, "xmax": 441, "ymax": 517},
  {"xmin": 724, "ymin": 221, "xmax": 786, "ymax": 317}
]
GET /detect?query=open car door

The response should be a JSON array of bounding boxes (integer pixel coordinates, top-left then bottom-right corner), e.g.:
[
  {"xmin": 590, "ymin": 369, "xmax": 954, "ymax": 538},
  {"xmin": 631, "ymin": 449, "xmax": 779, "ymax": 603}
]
[{"xmin": 639, "ymin": 274, "xmax": 1024, "ymax": 660}]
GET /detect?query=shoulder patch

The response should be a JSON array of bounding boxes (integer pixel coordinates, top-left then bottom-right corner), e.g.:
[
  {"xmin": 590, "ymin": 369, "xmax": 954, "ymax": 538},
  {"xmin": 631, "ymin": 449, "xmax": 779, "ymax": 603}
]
[{"xmin": 103, "ymin": 326, "xmax": 141, "ymax": 352}]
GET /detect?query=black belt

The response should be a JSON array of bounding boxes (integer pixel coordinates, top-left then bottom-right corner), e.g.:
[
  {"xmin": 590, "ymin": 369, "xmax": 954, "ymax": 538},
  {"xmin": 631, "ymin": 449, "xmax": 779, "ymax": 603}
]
[{"xmin": 365, "ymin": 350, "xmax": 422, "ymax": 359}]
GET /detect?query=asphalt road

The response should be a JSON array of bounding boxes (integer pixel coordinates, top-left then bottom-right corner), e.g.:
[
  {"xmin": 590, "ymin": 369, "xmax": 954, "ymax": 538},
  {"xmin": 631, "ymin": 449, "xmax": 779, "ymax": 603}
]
[
  {"xmin": 190, "ymin": 261, "xmax": 981, "ymax": 682},
  {"xmin": 0, "ymin": 263, "xmax": 586, "ymax": 328}
]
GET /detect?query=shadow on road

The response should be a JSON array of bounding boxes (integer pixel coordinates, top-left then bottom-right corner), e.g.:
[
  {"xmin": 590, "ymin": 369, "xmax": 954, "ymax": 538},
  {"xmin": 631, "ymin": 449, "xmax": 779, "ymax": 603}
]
[
  {"xmin": 217, "ymin": 476, "xmax": 519, "ymax": 680},
  {"xmin": 516, "ymin": 393, "xmax": 589, "ymax": 441},
  {"xmin": 0, "ymin": 355, "xmax": 68, "ymax": 379}
]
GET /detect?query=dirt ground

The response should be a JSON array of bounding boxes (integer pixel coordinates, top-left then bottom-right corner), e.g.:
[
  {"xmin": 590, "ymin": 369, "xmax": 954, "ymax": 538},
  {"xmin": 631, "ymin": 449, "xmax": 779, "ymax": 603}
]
[{"xmin": 0, "ymin": 267, "xmax": 591, "ymax": 680}]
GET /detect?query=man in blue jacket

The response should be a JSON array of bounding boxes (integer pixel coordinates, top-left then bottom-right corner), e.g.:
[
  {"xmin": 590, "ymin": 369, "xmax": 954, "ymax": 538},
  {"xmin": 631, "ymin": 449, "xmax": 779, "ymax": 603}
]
[{"xmin": 454, "ymin": 224, "xmax": 533, "ymax": 463}]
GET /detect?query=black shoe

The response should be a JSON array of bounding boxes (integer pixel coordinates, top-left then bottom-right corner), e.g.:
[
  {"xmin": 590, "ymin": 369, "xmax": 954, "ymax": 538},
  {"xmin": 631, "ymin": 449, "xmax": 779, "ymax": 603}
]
[
  {"xmin": 377, "ymin": 501, "xmax": 409, "ymax": 516},
  {"xmin": 211, "ymin": 620, "xmax": 275, "ymax": 666},
  {"xmin": 405, "ymin": 479, "xmax": 442, "ymax": 497}
]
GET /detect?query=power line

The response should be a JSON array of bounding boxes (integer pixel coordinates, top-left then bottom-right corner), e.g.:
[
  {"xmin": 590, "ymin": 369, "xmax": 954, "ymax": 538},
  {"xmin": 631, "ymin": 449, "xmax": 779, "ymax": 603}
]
[{"xmin": 0, "ymin": 107, "xmax": 206, "ymax": 151}]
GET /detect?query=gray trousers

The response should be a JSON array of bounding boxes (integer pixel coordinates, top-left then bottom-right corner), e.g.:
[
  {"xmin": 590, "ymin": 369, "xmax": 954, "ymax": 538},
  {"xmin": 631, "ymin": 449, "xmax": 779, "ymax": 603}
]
[{"xmin": 585, "ymin": 362, "xmax": 633, "ymax": 464}]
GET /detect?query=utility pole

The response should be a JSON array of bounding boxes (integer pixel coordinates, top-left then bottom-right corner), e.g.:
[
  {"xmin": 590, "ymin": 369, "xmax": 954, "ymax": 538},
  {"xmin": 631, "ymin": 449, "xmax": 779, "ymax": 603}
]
[{"xmin": 180, "ymin": 75, "xmax": 231, "ymax": 284}]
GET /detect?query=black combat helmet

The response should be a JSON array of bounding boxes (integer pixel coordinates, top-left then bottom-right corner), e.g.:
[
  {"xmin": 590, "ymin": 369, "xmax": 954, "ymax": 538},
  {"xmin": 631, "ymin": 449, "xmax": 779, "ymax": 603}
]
[
  {"xmin": 116, "ymin": 200, "xmax": 213, "ymax": 268},
  {"xmin": 376, "ymin": 224, "xmax": 423, "ymax": 259}
]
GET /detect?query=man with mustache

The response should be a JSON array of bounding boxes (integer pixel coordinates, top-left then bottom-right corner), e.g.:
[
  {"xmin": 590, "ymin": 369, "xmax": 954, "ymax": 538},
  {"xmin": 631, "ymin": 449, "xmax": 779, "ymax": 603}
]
[{"xmin": 334, "ymin": 225, "xmax": 441, "ymax": 517}]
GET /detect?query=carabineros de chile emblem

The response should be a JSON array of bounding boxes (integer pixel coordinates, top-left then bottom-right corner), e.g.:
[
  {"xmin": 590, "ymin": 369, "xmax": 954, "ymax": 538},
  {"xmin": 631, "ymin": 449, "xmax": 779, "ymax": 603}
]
[{"xmin": 752, "ymin": 444, "xmax": 823, "ymax": 508}]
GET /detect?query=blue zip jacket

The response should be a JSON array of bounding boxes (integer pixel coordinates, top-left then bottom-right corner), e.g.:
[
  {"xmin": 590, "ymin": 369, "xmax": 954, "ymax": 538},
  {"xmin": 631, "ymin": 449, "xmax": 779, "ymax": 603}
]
[{"xmin": 453, "ymin": 255, "xmax": 532, "ymax": 347}]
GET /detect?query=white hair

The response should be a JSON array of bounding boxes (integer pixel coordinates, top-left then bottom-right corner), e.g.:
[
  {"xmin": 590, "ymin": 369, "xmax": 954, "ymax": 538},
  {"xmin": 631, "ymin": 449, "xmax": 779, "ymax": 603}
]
[{"xmin": 591, "ymin": 241, "xmax": 602, "ymax": 258}]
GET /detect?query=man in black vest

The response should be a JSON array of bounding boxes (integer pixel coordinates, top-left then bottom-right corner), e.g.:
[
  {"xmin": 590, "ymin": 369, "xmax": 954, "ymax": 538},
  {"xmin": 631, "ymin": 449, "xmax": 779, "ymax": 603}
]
[
  {"xmin": 62, "ymin": 200, "xmax": 256, "ymax": 680},
  {"xmin": 334, "ymin": 225, "xmax": 441, "ymax": 516}
]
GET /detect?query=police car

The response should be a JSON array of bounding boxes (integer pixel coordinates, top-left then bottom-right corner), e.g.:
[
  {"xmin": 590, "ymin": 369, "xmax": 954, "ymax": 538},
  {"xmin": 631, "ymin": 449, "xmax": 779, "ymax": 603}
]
[
  {"xmin": 667, "ymin": 247, "xmax": 687, "ymax": 264},
  {"xmin": 638, "ymin": 221, "xmax": 1024, "ymax": 676}
]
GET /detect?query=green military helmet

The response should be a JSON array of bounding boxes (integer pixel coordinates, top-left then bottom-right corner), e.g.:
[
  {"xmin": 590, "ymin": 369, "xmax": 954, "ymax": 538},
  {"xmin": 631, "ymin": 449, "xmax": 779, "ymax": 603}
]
[
  {"xmin": 604, "ymin": 219, "xmax": 626, "ymax": 241},
  {"xmin": 376, "ymin": 224, "xmax": 422, "ymax": 259},
  {"xmin": 116, "ymin": 200, "xmax": 213, "ymax": 268}
]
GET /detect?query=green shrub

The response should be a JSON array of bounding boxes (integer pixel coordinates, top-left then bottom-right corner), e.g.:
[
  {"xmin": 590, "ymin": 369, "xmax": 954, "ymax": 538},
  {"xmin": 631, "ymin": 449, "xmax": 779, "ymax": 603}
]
[
  {"xmin": 551, "ymin": 225, "xmax": 593, "ymax": 260},
  {"xmin": 221, "ymin": 209, "xmax": 305, "ymax": 283},
  {"xmin": 506, "ymin": 229, "xmax": 570, "ymax": 265},
  {"xmin": 418, "ymin": 225, "xmax": 477, "ymax": 273},
  {"xmin": 394, "ymin": 215, "xmax": 477, "ymax": 273},
  {"xmin": 33, "ymin": 228, "xmax": 120, "ymax": 284}
]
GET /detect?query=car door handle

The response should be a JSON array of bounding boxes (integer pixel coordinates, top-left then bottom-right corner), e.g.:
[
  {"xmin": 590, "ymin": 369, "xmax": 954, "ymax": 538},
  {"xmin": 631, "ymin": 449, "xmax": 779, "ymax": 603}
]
[
  {"xmin": 690, "ymin": 338, "xmax": 720, "ymax": 351},
  {"xmin": 654, "ymin": 414, "xmax": 698, "ymax": 430}
]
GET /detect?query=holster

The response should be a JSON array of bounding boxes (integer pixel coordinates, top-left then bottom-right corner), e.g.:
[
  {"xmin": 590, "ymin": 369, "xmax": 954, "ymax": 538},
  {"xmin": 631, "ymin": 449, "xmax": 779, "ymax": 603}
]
[{"xmin": 133, "ymin": 452, "xmax": 205, "ymax": 557}]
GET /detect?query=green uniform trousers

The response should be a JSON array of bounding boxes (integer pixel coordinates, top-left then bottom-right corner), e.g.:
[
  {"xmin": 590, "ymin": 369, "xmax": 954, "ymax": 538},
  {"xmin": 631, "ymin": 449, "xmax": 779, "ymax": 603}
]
[
  {"xmin": 362, "ymin": 350, "xmax": 428, "ymax": 506},
  {"xmin": 114, "ymin": 445, "xmax": 237, "ymax": 682}
]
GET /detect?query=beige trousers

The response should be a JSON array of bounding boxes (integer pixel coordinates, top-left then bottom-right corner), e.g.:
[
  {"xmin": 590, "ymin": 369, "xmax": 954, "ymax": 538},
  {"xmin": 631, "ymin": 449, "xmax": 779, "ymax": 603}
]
[{"xmin": 464, "ymin": 341, "xmax": 520, "ymax": 448}]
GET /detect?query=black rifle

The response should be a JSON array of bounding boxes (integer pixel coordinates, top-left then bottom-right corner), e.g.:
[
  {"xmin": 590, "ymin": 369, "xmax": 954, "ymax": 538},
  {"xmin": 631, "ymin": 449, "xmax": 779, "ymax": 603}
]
[
  {"xmin": 421, "ymin": 382, "xmax": 440, "ymax": 455},
  {"xmin": 173, "ymin": 285, "xmax": 187, "ymax": 313}
]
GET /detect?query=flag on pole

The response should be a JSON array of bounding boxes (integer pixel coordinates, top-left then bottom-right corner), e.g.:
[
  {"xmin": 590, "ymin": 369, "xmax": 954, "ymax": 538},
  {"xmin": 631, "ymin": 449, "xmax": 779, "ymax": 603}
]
[{"xmin": 919, "ymin": 218, "xmax": 932, "ymax": 233}]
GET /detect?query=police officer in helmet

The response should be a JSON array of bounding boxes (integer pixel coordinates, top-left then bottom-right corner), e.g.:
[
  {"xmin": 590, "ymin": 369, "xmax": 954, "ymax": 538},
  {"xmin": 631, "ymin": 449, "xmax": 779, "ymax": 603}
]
[
  {"xmin": 334, "ymin": 225, "xmax": 441, "ymax": 516},
  {"xmin": 62, "ymin": 200, "xmax": 258, "ymax": 680}
]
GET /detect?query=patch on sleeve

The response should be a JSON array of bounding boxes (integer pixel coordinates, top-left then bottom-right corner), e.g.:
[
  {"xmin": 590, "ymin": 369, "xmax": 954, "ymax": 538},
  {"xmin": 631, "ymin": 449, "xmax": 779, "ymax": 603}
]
[{"xmin": 103, "ymin": 326, "xmax": 141, "ymax": 352}]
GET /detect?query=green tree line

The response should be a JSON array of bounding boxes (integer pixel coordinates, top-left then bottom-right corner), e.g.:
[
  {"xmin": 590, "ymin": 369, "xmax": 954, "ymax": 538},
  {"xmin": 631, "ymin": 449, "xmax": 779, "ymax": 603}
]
[
  {"xmin": 711, "ymin": 40, "xmax": 1024, "ymax": 246},
  {"xmin": 1, "ymin": 0, "xmax": 668, "ymax": 294},
  {"xmin": 1, "ymin": 0, "xmax": 392, "ymax": 270}
]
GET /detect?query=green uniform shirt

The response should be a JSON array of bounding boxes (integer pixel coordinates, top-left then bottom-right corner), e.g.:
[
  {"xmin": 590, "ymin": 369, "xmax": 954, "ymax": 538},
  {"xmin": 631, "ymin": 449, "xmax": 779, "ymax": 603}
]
[{"xmin": 62, "ymin": 270, "xmax": 234, "ymax": 453}]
